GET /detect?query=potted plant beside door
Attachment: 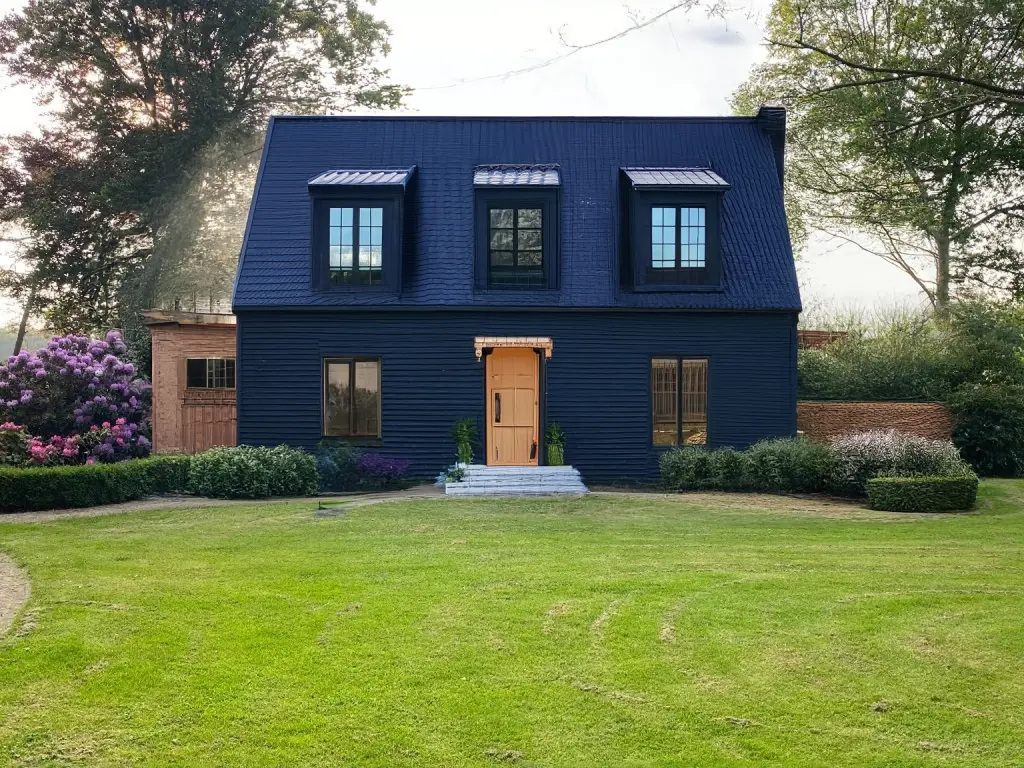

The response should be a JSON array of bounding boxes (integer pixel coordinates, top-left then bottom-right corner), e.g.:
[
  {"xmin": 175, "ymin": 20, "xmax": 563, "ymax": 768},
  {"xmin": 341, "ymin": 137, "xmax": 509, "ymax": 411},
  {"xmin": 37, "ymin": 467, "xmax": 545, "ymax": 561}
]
[
  {"xmin": 546, "ymin": 423, "xmax": 566, "ymax": 466},
  {"xmin": 451, "ymin": 417, "xmax": 479, "ymax": 468}
]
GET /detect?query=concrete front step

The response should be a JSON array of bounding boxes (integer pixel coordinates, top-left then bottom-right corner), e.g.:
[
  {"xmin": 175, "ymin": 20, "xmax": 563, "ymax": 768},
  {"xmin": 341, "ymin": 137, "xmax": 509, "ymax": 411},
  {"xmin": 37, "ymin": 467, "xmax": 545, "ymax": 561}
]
[{"xmin": 445, "ymin": 465, "xmax": 588, "ymax": 496}]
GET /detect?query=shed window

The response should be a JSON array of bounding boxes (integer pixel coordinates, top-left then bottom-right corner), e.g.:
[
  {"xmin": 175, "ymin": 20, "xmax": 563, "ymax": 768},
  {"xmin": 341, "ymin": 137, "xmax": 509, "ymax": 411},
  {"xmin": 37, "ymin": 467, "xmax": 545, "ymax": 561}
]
[
  {"xmin": 186, "ymin": 358, "xmax": 236, "ymax": 389},
  {"xmin": 324, "ymin": 358, "xmax": 381, "ymax": 438},
  {"xmin": 328, "ymin": 206, "xmax": 384, "ymax": 286},
  {"xmin": 652, "ymin": 357, "xmax": 707, "ymax": 445}
]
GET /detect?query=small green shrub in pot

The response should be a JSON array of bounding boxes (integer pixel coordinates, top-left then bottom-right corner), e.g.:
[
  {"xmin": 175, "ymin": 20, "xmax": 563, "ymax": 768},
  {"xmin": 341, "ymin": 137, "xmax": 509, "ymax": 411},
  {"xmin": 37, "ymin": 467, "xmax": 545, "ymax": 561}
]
[
  {"xmin": 546, "ymin": 422, "xmax": 566, "ymax": 466},
  {"xmin": 189, "ymin": 445, "xmax": 317, "ymax": 499},
  {"xmin": 451, "ymin": 417, "xmax": 479, "ymax": 465},
  {"xmin": 867, "ymin": 475, "xmax": 979, "ymax": 512}
]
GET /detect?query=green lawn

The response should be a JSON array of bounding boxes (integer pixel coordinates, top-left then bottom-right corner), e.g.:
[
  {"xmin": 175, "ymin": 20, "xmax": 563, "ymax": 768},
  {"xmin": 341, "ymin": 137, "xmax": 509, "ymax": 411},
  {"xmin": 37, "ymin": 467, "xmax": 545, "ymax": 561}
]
[{"xmin": 1, "ymin": 485, "xmax": 1024, "ymax": 767}]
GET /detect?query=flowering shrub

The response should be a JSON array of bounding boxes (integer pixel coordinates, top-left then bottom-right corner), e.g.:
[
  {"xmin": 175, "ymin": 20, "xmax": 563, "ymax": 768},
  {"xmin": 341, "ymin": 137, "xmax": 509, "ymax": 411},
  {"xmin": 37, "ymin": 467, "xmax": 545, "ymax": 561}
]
[
  {"xmin": 829, "ymin": 430, "xmax": 972, "ymax": 496},
  {"xmin": 0, "ymin": 331, "xmax": 151, "ymax": 466},
  {"xmin": 355, "ymin": 454, "xmax": 411, "ymax": 488}
]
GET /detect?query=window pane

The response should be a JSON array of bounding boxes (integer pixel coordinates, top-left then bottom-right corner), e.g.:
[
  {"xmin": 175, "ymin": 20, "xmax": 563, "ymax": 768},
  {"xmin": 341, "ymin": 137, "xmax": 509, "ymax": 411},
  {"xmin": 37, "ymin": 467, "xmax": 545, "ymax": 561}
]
[
  {"xmin": 359, "ymin": 208, "xmax": 371, "ymax": 227},
  {"xmin": 682, "ymin": 359, "xmax": 708, "ymax": 444},
  {"xmin": 354, "ymin": 361, "xmax": 380, "ymax": 437},
  {"xmin": 186, "ymin": 358, "xmax": 207, "ymax": 388},
  {"xmin": 330, "ymin": 208, "xmax": 341, "ymax": 227},
  {"xmin": 329, "ymin": 227, "xmax": 341, "ymax": 246},
  {"xmin": 341, "ymin": 245, "xmax": 352, "ymax": 268},
  {"xmin": 490, "ymin": 229, "xmax": 513, "ymax": 250},
  {"xmin": 518, "ymin": 229, "xmax": 541, "ymax": 251},
  {"xmin": 663, "ymin": 207, "xmax": 676, "ymax": 226},
  {"xmin": 329, "ymin": 245, "xmax": 341, "ymax": 268},
  {"xmin": 490, "ymin": 250, "xmax": 514, "ymax": 266},
  {"xmin": 370, "ymin": 207, "xmax": 383, "ymax": 227},
  {"xmin": 652, "ymin": 207, "xmax": 663, "ymax": 226},
  {"xmin": 518, "ymin": 250, "xmax": 542, "ymax": 267},
  {"xmin": 518, "ymin": 208, "xmax": 542, "ymax": 228},
  {"xmin": 325, "ymin": 361, "xmax": 352, "ymax": 436},
  {"xmin": 490, "ymin": 208, "xmax": 513, "ymax": 228},
  {"xmin": 341, "ymin": 208, "xmax": 353, "ymax": 226},
  {"xmin": 652, "ymin": 358, "xmax": 678, "ymax": 445}
]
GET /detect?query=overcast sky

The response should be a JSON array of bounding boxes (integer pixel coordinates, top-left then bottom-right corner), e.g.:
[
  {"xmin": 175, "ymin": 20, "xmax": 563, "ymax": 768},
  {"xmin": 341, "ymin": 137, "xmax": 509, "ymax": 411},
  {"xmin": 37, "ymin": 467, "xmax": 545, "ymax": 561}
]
[{"xmin": 0, "ymin": 0, "xmax": 923, "ymax": 325}]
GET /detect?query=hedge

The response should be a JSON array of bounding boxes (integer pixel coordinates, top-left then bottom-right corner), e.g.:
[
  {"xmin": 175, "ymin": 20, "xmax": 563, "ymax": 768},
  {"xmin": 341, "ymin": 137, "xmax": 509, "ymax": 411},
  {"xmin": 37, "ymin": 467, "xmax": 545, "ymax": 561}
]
[
  {"xmin": 188, "ymin": 445, "xmax": 318, "ymax": 499},
  {"xmin": 0, "ymin": 456, "xmax": 187, "ymax": 513},
  {"xmin": 867, "ymin": 475, "xmax": 979, "ymax": 513}
]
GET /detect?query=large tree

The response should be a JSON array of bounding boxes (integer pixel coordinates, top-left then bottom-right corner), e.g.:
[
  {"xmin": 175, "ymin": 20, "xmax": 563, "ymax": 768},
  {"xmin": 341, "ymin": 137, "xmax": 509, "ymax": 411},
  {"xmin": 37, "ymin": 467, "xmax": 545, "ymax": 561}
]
[
  {"xmin": 733, "ymin": 0, "xmax": 1024, "ymax": 308},
  {"xmin": 0, "ymin": 0, "xmax": 405, "ymax": 337}
]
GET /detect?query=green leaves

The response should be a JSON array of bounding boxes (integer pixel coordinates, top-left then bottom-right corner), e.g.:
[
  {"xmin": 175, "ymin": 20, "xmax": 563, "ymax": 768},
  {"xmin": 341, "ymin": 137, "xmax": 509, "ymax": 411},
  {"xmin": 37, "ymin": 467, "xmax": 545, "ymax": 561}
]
[{"xmin": 0, "ymin": 0, "xmax": 406, "ymax": 332}]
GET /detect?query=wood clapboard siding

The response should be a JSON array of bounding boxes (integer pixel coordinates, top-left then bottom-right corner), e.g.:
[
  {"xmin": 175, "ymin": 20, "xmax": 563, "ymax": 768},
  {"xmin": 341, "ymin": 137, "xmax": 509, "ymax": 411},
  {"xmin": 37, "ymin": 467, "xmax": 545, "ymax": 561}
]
[{"xmin": 236, "ymin": 310, "xmax": 797, "ymax": 482}]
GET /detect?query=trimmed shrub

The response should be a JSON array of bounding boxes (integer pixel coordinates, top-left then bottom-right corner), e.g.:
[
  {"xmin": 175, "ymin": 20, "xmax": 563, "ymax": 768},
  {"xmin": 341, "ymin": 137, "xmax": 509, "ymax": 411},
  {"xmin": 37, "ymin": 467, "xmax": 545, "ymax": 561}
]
[
  {"xmin": 708, "ymin": 447, "xmax": 749, "ymax": 491},
  {"xmin": 659, "ymin": 446, "xmax": 716, "ymax": 490},
  {"xmin": 354, "ymin": 454, "xmax": 411, "ymax": 489},
  {"xmin": 188, "ymin": 445, "xmax": 318, "ymax": 499},
  {"xmin": 314, "ymin": 442, "xmax": 363, "ymax": 492},
  {"xmin": 0, "ymin": 458, "xmax": 175, "ymax": 512},
  {"xmin": 745, "ymin": 438, "xmax": 833, "ymax": 494},
  {"xmin": 867, "ymin": 475, "xmax": 979, "ymax": 512},
  {"xmin": 144, "ymin": 454, "xmax": 191, "ymax": 494},
  {"xmin": 949, "ymin": 384, "xmax": 1024, "ymax": 477},
  {"xmin": 829, "ymin": 430, "xmax": 972, "ymax": 496}
]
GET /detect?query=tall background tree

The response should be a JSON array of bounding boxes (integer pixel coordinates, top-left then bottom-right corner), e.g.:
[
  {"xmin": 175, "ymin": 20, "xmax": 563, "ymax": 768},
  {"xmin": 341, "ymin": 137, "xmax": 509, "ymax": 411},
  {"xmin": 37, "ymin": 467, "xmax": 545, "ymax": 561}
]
[
  {"xmin": 0, "ymin": 0, "xmax": 405, "ymax": 352},
  {"xmin": 733, "ymin": 0, "xmax": 1024, "ymax": 308}
]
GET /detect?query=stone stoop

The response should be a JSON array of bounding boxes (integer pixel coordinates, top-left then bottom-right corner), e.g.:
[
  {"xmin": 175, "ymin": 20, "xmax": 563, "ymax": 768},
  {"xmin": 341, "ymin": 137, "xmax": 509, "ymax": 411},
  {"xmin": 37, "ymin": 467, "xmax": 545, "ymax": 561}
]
[{"xmin": 445, "ymin": 465, "xmax": 589, "ymax": 497}]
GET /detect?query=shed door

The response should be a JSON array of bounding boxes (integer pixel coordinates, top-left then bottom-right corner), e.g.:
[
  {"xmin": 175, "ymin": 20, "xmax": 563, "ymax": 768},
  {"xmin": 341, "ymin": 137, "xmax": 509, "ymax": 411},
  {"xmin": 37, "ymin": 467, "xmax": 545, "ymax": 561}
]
[{"xmin": 486, "ymin": 348, "xmax": 539, "ymax": 466}]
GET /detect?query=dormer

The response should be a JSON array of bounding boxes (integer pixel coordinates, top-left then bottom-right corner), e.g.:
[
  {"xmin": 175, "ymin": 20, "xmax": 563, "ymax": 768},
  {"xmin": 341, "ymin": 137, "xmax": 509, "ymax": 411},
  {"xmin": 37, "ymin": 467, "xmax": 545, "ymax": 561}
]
[
  {"xmin": 620, "ymin": 167, "xmax": 729, "ymax": 292},
  {"xmin": 308, "ymin": 168, "xmax": 416, "ymax": 294}
]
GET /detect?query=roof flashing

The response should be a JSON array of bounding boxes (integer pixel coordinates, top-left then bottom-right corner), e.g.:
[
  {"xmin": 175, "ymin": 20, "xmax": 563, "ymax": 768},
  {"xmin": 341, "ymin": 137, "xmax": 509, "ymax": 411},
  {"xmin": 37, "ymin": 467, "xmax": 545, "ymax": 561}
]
[
  {"xmin": 474, "ymin": 164, "xmax": 561, "ymax": 187},
  {"xmin": 623, "ymin": 167, "xmax": 730, "ymax": 191},
  {"xmin": 308, "ymin": 167, "xmax": 416, "ymax": 188}
]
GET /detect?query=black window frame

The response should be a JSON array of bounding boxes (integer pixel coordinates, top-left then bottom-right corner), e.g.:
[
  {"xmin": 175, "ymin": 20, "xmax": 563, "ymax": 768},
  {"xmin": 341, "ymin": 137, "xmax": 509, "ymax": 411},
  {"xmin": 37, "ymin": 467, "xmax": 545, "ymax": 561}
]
[
  {"xmin": 186, "ymin": 357, "xmax": 236, "ymax": 390},
  {"xmin": 474, "ymin": 188, "xmax": 559, "ymax": 291},
  {"xmin": 322, "ymin": 357, "xmax": 382, "ymax": 443},
  {"xmin": 649, "ymin": 356, "xmax": 710, "ymax": 448},
  {"xmin": 621, "ymin": 179, "xmax": 724, "ymax": 291},
  {"xmin": 310, "ymin": 189, "xmax": 404, "ymax": 294}
]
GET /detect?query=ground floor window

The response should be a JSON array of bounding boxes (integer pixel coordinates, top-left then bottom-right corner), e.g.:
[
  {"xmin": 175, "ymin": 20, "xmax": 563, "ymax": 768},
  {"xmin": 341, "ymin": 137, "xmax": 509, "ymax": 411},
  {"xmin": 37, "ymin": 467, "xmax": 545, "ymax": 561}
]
[
  {"xmin": 652, "ymin": 357, "xmax": 707, "ymax": 445},
  {"xmin": 323, "ymin": 358, "xmax": 381, "ymax": 438},
  {"xmin": 186, "ymin": 358, "xmax": 236, "ymax": 389}
]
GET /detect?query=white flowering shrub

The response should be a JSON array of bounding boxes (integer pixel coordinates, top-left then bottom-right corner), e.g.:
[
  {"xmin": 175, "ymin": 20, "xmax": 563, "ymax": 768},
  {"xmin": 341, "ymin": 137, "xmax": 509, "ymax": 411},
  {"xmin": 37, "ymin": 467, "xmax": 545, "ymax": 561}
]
[{"xmin": 829, "ymin": 430, "xmax": 972, "ymax": 496}]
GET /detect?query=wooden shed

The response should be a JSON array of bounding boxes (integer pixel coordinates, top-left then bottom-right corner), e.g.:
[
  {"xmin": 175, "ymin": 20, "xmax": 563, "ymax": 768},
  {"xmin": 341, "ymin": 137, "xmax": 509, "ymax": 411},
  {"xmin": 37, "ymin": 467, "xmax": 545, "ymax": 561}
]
[{"xmin": 144, "ymin": 310, "xmax": 238, "ymax": 454}]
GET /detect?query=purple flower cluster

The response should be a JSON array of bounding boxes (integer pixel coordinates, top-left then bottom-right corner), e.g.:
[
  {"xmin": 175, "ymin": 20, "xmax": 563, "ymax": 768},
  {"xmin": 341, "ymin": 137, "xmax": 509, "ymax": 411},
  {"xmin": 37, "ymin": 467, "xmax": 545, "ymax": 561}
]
[
  {"xmin": 355, "ymin": 454, "xmax": 411, "ymax": 484},
  {"xmin": 0, "ymin": 331, "xmax": 152, "ymax": 466}
]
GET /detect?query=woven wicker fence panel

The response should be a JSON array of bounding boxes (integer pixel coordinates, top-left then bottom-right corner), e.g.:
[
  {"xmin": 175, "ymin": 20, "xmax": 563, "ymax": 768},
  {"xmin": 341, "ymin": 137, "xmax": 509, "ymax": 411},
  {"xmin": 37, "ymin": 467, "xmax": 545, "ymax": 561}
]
[{"xmin": 797, "ymin": 401, "xmax": 952, "ymax": 442}]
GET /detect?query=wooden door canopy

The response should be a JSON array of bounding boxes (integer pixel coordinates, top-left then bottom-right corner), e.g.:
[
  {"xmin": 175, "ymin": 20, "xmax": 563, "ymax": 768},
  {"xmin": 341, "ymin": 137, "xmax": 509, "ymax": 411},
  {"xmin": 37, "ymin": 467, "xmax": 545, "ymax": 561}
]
[{"xmin": 474, "ymin": 336, "xmax": 553, "ymax": 361}]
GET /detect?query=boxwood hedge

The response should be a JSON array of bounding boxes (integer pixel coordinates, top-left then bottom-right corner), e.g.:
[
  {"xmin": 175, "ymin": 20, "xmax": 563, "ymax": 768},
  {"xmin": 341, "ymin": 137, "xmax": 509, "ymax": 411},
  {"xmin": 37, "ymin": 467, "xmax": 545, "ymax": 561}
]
[
  {"xmin": 867, "ymin": 475, "xmax": 979, "ymax": 513},
  {"xmin": 0, "ymin": 456, "xmax": 189, "ymax": 513}
]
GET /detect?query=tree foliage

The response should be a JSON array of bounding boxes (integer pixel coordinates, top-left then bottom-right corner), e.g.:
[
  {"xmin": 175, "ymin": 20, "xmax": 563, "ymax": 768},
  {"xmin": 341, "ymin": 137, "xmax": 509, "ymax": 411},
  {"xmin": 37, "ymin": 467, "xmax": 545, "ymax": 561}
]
[
  {"xmin": 733, "ymin": 0, "xmax": 1024, "ymax": 307},
  {"xmin": 0, "ymin": 0, "xmax": 406, "ymax": 332}
]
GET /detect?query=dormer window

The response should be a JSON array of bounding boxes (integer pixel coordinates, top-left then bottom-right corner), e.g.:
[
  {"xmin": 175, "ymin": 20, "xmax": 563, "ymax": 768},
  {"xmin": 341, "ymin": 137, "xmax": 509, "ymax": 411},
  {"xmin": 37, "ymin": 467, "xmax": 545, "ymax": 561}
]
[
  {"xmin": 621, "ymin": 168, "xmax": 728, "ymax": 291},
  {"xmin": 474, "ymin": 165, "xmax": 560, "ymax": 290},
  {"xmin": 309, "ymin": 168, "xmax": 415, "ymax": 293}
]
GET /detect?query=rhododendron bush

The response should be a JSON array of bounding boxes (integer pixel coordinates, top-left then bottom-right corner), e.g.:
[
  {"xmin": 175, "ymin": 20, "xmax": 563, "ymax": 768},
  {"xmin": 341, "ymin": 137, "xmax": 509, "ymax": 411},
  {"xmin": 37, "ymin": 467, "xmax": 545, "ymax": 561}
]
[{"xmin": 0, "ymin": 331, "xmax": 152, "ymax": 466}]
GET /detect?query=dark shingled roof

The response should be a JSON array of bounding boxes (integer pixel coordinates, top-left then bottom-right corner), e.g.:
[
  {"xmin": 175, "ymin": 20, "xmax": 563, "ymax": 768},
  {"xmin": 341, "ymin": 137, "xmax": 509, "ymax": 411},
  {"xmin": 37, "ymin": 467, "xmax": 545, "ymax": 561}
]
[
  {"xmin": 623, "ymin": 167, "xmax": 730, "ymax": 189},
  {"xmin": 234, "ymin": 115, "xmax": 800, "ymax": 311}
]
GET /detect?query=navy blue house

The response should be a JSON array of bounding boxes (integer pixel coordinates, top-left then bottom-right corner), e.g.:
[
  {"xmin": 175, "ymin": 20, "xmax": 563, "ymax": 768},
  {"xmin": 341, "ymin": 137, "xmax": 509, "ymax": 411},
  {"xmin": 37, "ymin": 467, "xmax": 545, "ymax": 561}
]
[{"xmin": 232, "ymin": 109, "xmax": 802, "ymax": 482}]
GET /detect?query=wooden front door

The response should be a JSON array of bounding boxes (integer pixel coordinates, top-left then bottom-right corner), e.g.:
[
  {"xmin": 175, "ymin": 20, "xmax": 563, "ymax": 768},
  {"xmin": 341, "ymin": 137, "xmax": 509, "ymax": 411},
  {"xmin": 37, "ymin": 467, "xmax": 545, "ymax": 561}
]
[{"xmin": 486, "ymin": 347, "xmax": 539, "ymax": 466}]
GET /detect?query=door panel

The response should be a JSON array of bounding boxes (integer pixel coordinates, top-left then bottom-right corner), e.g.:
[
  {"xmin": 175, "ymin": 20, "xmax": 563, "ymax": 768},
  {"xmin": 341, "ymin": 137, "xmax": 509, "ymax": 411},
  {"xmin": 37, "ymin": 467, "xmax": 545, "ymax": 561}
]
[{"xmin": 486, "ymin": 348, "xmax": 539, "ymax": 466}]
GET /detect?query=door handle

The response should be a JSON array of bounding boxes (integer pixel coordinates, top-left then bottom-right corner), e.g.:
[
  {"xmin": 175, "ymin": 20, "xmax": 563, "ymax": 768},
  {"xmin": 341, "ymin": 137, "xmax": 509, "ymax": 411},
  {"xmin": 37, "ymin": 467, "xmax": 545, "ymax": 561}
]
[
  {"xmin": 530, "ymin": 441, "xmax": 537, "ymax": 460},
  {"xmin": 495, "ymin": 392, "xmax": 501, "ymax": 423}
]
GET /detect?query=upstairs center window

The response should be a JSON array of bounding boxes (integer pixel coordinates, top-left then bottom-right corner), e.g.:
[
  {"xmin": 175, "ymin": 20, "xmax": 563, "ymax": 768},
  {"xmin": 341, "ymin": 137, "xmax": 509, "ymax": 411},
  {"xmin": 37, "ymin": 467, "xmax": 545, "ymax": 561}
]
[
  {"xmin": 488, "ymin": 207, "xmax": 544, "ymax": 288},
  {"xmin": 473, "ymin": 165, "xmax": 560, "ymax": 291},
  {"xmin": 328, "ymin": 206, "xmax": 384, "ymax": 286}
]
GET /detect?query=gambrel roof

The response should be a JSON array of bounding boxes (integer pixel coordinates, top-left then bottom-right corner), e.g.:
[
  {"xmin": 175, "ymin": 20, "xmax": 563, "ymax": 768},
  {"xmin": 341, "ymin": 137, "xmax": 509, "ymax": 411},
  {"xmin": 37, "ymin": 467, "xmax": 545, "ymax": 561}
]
[{"xmin": 234, "ymin": 115, "xmax": 799, "ymax": 311}]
